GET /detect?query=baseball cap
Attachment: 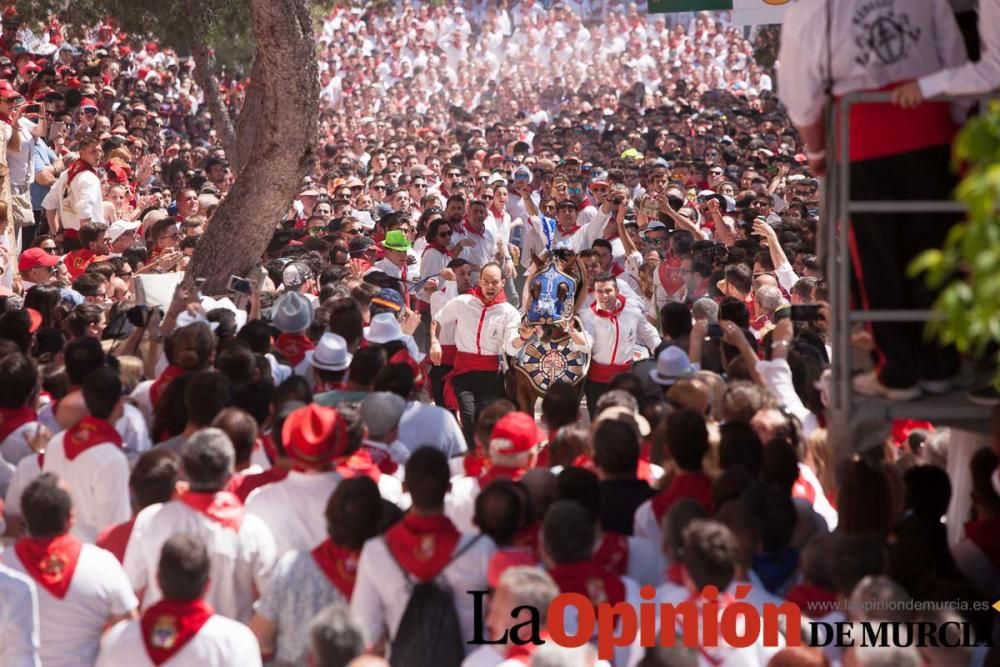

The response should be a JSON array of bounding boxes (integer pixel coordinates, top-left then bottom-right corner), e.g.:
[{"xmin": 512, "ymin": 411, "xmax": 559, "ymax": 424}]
[
  {"xmin": 282, "ymin": 404, "xmax": 348, "ymax": 467},
  {"xmin": 369, "ymin": 291, "xmax": 404, "ymax": 318},
  {"xmin": 490, "ymin": 412, "xmax": 545, "ymax": 455},
  {"xmin": 650, "ymin": 347, "xmax": 696, "ymax": 386},
  {"xmin": 18, "ymin": 247, "xmax": 60, "ymax": 273},
  {"xmin": 281, "ymin": 261, "xmax": 314, "ymax": 289},
  {"xmin": 360, "ymin": 392, "xmax": 407, "ymax": 440},
  {"xmin": 513, "ymin": 166, "xmax": 532, "ymax": 181},
  {"xmin": 106, "ymin": 220, "xmax": 141, "ymax": 244}
]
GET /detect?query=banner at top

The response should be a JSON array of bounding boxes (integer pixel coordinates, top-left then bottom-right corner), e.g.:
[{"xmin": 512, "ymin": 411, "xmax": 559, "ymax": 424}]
[
  {"xmin": 647, "ymin": 0, "xmax": 732, "ymax": 11},
  {"xmin": 648, "ymin": 0, "xmax": 793, "ymax": 25}
]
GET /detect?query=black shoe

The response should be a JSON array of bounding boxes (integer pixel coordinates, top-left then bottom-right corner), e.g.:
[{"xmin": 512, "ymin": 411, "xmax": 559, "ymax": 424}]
[{"xmin": 967, "ymin": 385, "xmax": 1000, "ymax": 406}]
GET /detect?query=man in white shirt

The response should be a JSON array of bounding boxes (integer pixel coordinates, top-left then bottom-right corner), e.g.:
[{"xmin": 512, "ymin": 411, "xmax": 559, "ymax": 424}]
[
  {"xmin": 3, "ymin": 473, "xmax": 138, "ymax": 667},
  {"xmin": 245, "ymin": 403, "xmax": 346, "ymax": 556},
  {"xmin": 430, "ymin": 263, "xmax": 521, "ymax": 445},
  {"xmin": 42, "ymin": 367, "xmax": 131, "ymax": 543},
  {"xmin": 453, "ymin": 198, "xmax": 509, "ymax": 270},
  {"xmin": 0, "ymin": 562, "xmax": 40, "ymax": 667},
  {"xmin": 351, "ymin": 447, "xmax": 495, "ymax": 657},
  {"xmin": 124, "ymin": 429, "xmax": 277, "ymax": 622},
  {"xmin": 98, "ymin": 534, "xmax": 262, "ymax": 667},
  {"xmin": 43, "ymin": 133, "xmax": 105, "ymax": 250}
]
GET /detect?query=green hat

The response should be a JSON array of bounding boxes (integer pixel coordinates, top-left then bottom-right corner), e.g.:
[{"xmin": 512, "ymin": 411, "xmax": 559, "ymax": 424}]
[{"xmin": 382, "ymin": 229, "xmax": 412, "ymax": 252}]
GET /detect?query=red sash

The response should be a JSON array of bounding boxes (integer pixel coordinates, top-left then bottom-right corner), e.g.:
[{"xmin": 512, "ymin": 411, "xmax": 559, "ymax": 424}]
[
  {"xmin": 440, "ymin": 343, "xmax": 457, "ymax": 366},
  {"xmin": 443, "ymin": 351, "xmax": 500, "ymax": 411},
  {"xmin": 63, "ymin": 416, "xmax": 123, "ymax": 460},
  {"xmin": 384, "ymin": 514, "xmax": 461, "ymax": 582},
  {"xmin": 593, "ymin": 532, "xmax": 630, "ymax": 576},
  {"xmin": 275, "ymin": 333, "xmax": 316, "ymax": 367},
  {"xmin": 0, "ymin": 406, "xmax": 37, "ymax": 443},
  {"xmin": 784, "ymin": 582, "xmax": 838, "ymax": 619},
  {"xmin": 14, "ymin": 534, "xmax": 83, "ymax": 599},
  {"xmin": 311, "ymin": 539, "xmax": 360, "ymax": 599},
  {"xmin": 965, "ymin": 517, "xmax": 1000, "ymax": 571},
  {"xmin": 548, "ymin": 561, "xmax": 626, "ymax": 609},
  {"xmin": 150, "ymin": 365, "xmax": 186, "ymax": 408},
  {"xmin": 337, "ymin": 448, "xmax": 383, "ymax": 482},
  {"xmin": 177, "ymin": 490, "xmax": 244, "ymax": 532},
  {"xmin": 651, "ymin": 471, "xmax": 714, "ymax": 523},
  {"xmin": 141, "ymin": 599, "xmax": 214, "ymax": 665},
  {"xmin": 588, "ymin": 361, "xmax": 631, "ymax": 384},
  {"xmin": 837, "ymin": 82, "xmax": 957, "ymax": 163}
]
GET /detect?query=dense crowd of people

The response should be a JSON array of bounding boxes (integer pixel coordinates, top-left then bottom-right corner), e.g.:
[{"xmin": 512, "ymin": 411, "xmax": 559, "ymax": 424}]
[{"xmin": 0, "ymin": 1, "xmax": 997, "ymax": 666}]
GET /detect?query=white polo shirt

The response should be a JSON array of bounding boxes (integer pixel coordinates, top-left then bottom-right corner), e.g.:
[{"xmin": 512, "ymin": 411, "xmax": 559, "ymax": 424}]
[
  {"xmin": 123, "ymin": 499, "xmax": 277, "ymax": 622},
  {"xmin": 245, "ymin": 470, "xmax": 341, "ymax": 557},
  {"xmin": 97, "ymin": 613, "xmax": 262, "ymax": 667},
  {"xmin": 0, "ymin": 563, "xmax": 40, "ymax": 667},
  {"xmin": 579, "ymin": 297, "xmax": 661, "ymax": 367},
  {"xmin": 433, "ymin": 294, "xmax": 520, "ymax": 357},
  {"xmin": 2, "ymin": 543, "xmax": 137, "ymax": 667}
]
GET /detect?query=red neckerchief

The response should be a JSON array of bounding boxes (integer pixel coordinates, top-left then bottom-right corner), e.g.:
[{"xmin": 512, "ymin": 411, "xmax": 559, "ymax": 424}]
[
  {"xmin": 478, "ymin": 464, "xmax": 526, "ymax": 489},
  {"xmin": 463, "ymin": 220, "xmax": 486, "ymax": 238},
  {"xmin": 570, "ymin": 454, "xmax": 597, "ymax": 472},
  {"xmin": 784, "ymin": 582, "xmax": 838, "ymax": 619},
  {"xmin": 463, "ymin": 450, "xmax": 488, "ymax": 478},
  {"xmin": 384, "ymin": 513, "xmax": 461, "ymax": 582},
  {"xmin": 512, "ymin": 522, "xmax": 541, "ymax": 560},
  {"xmin": 63, "ymin": 416, "xmax": 123, "ymax": 461},
  {"xmin": 471, "ymin": 285, "xmax": 507, "ymax": 308},
  {"xmin": 965, "ymin": 516, "xmax": 1000, "ymax": 570},
  {"xmin": 360, "ymin": 441, "xmax": 399, "ymax": 475},
  {"xmin": 424, "ymin": 240, "xmax": 451, "ymax": 256},
  {"xmin": 548, "ymin": 561, "xmax": 626, "ymax": 609},
  {"xmin": 177, "ymin": 490, "xmax": 244, "ymax": 532},
  {"xmin": 275, "ymin": 333, "xmax": 316, "ymax": 367},
  {"xmin": 66, "ymin": 158, "xmax": 97, "ymax": 186},
  {"xmin": 593, "ymin": 532, "xmax": 630, "ymax": 576},
  {"xmin": 235, "ymin": 466, "xmax": 289, "ymax": 503},
  {"xmin": 651, "ymin": 471, "xmax": 714, "ymax": 523},
  {"xmin": 576, "ymin": 197, "xmax": 593, "ymax": 212},
  {"xmin": 311, "ymin": 539, "xmax": 360, "ymax": 599},
  {"xmin": 610, "ymin": 263, "xmax": 625, "ymax": 277},
  {"xmin": 557, "ymin": 223, "xmax": 581, "ymax": 236},
  {"xmin": 14, "ymin": 533, "xmax": 83, "ymax": 599},
  {"xmin": 140, "ymin": 598, "xmax": 215, "ymax": 665},
  {"xmin": 0, "ymin": 406, "xmax": 37, "ymax": 443},
  {"xmin": 657, "ymin": 257, "xmax": 685, "ymax": 295},
  {"xmin": 150, "ymin": 365, "xmax": 186, "ymax": 407},
  {"xmin": 590, "ymin": 294, "xmax": 626, "ymax": 319},
  {"xmin": 336, "ymin": 448, "xmax": 382, "ymax": 483}
]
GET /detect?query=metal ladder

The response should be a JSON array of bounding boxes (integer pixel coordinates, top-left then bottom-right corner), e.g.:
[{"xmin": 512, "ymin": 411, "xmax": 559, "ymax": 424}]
[{"xmin": 821, "ymin": 91, "xmax": 994, "ymax": 460}]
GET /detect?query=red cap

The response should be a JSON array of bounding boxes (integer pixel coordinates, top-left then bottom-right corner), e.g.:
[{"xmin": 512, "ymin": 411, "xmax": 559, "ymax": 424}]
[
  {"xmin": 80, "ymin": 97, "xmax": 98, "ymax": 110},
  {"xmin": 487, "ymin": 548, "xmax": 537, "ymax": 588},
  {"xmin": 105, "ymin": 163, "xmax": 128, "ymax": 182},
  {"xmin": 0, "ymin": 87, "xmax": 18, "ymax": 100},
  {"xmin": 891, "ymin": 419, "xmax": 934, "ymax": 447},
  {"xmin": 18, "ymin": 247, "xmax": 60, "ymax": 273},
  {"xmin": 490, "ymin": 412, "xmax": 545, "ymax": 455},
  {"xmin": 282, "ymin": 404, "xmax": 347, "ymax": 467},
  {"xmin": 18, "ymin": 61, "xmax": 40, "ymax": 76}
]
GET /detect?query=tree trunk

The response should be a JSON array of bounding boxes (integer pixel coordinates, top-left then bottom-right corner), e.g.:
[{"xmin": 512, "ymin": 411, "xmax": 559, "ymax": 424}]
[
  {"xmin": 185, "ymin": 0, "xmax": 318, "ymax": 293},
  {"xmin": 191, "ymin": 43, "xmax": 241, "ymax": 174}
]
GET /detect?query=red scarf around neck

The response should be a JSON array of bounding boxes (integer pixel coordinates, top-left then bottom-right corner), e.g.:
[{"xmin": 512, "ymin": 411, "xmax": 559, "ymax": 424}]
[
  {"xmin": 651, "ymin": 471, "xmax": 714, "ymax": 523},
  {"xmin": 275, "ymin": 333, "xmax": 316, "ymax": 367},
  {"xmin": 590, "ymin": 294, "xmax": 626, "ymax": 319},
  {"xmin": 593, "ymin": 532, "xmax": 630, "ymax": 576},
  {"xmin": 548, "ymin": 560, "xmax": 626, "ymax": 609},
  {"xmin": 423, "ymin": 240, "xmax": 451, "ymax": 256},
  {"xmin": 463, "ymin": 220, "xmax": 486, "ymax": 238},
  {"xmin": 311, "ymin": 539, "xmax": 360, "ymax": 599},
  {"xmin": 141, "ymin": 598, "xmax": 214, "ymax": 665},
  {"xmin": 177, "ymin": 490, "xmax": 245, "ymax": 532},
  {"xmin": 337, "ymin": 448, "xmax": 382, "ymax": 483},
  {"xmin": 0, "ymin": 406, "xmax": 37, "ymax": 443},
  {"xmin": 478, "ymin": 463, "xmax": 526, "ymax": 489},
  {"xmin": 64, "ymin": 416, "xmax": 123, "ymax": 461},
  {"xmin": 384, "ymin": 513, "xmax": 461, "ymax": 582},
  {"xmin": 150, "ymin": 364, "xmax": 187, "ymax": 408},
  {"xmin": 471, "ymin": 285, "xmax": 507, "ymax": 308},
  {"xmin": 14, "ymin": 533, "xmax": 83, "ymax": 599},
  {"xmin": 67, "ymin": 158, "xmax": 97, "ymax": 186}
]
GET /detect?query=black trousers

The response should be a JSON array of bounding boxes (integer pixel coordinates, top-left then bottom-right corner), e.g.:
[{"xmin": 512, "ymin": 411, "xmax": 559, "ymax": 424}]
[
  {"xmin": 585, "ymin": 379, "xmax": 609, "ymax": 420},
  {"xmin": 452, "ymin": 370, "xmax": 505, "ymax": 447},
  {"xmin": 955, "ymin": 10, "xmax": 980, "ymax": 62},
  {"xmin": 428, "ymin": 363, "xmax": 453, "ymax": 409},
  {"xmin": 849, "ymin": 145, "xmax": 960, "ymax": 388}
]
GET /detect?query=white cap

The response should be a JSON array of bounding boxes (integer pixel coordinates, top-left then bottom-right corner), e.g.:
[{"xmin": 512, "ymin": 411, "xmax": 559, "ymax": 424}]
[{"xmin": 106, "ymin": 220, "xmax": 141, "ymax": 243}]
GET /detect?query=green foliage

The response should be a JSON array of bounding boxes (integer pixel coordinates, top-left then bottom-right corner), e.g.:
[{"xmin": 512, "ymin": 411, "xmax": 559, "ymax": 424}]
[{"xmin": 908, "ymin": 101, "xmax": 1000, "ymax": 384}]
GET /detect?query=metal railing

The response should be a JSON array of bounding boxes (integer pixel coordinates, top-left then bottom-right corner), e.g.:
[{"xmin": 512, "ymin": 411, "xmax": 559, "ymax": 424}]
[{"xmin": 822, "ymin": 91, "xmax": 994, "ymax": 457}]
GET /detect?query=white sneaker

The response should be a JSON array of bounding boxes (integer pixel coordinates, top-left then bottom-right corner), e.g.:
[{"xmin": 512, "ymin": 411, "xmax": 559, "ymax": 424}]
[{"xmin": 852, "ymin": 371, "xmax": 922, "ymax": 401}]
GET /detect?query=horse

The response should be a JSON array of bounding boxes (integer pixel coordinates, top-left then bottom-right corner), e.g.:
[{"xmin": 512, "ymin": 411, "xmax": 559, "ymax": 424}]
[{"xmin": 505, "ymin": 249, "xmax": 591, "ymax": 414}]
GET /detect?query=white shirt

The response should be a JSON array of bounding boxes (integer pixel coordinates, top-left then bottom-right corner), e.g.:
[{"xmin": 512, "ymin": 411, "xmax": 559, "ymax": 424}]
[
  {"xmin": 632, "ymin": 498, "xmax": 662, "ymax": 547},
  {"xmin": 0, "ymin": 563, "xmax": 40, "ymax": 667},
  {"xmin": 0, "ymin": 420, "xmax": 38, "ymax": 466},
  {"xmin": 579, "ymin": 297, "xmax": 661, "ymax": 367},
  {"xmin": 97, "ymin": 613, "xmax": 262, "ymax": 667},
  {"xmin": 123, "ymin": 499, "xmax": 277, "ymax": 622},
  {"xmin": 454, "ymin": 223, "xmax": 503, "ymax": 268},
  {"xmin": 778, "ymin": 0, "xmax": 967, "ymax": 127},
  {"xmin": 620, "ymin": 535, "xmax": 667, "ymax": 588},
  {"xmin": 2, "ymin": 543, "xmax": 137, "ymax": 667},
  {"xmin": 43, "ymin": 167, "xmax": 106, "ymax": 232},
  {"xmin": 398, "ymin": 401, "xmax": 467, "ymax": 459},
  {"xmin": 418, "ymin": 245, "xmax": 450, "ymax": 306},
  {"xmin": 7, "ymin": 117, "xmax": 36, "ymax": 192},
  {"xmin": 434, "ymin": 293, "xmax": 521, "ymax": 358},
  {"xmin": 244, "ymin": 470, "xmax": 341, "ymax": 557},
  {"xmin": 42, "ymin": 431, "xmax": 131, "ymax": 543},
  {"xmin": 4, "ymin": 453, "xmax": 41, "ymax": 519},
  {"xmin": 350, "ymin": 532, "xmax": 496, "ymax": 656},
  {"xmin": 445, "ymin": 475, "xmax": 483, "ymax": 534},
  {"xmin": 921, "ymin": 0, "xmax": 1000, "ymax": 98}
]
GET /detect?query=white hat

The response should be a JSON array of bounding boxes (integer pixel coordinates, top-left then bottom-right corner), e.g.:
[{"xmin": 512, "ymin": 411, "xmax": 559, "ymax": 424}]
[
  {"xmin": 364, "ymin": 312, "xmax": 403, "ymax": 345},
  {"xmin": 649, "ymin": 346, "xmax": 696, "ymax": 386},
  {"xmin": 272, "ymin": 292, "xmax": 314, "ymax": 333},
  {"xmin": 312, "ymin": 333, "xmax": 352, "ymax": 372},
  {"xmin": 487, "ymin": 173, "xmax": 507, "ymax": 187},
  {"xmin": 106, "ymin": 220, "xmax": 141, "ymax": 243}
]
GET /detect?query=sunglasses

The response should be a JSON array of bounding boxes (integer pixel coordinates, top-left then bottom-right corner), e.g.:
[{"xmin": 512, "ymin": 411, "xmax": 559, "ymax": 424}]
[
  {"xmin": 343, "ymin": 227, "xmax": 363, "ymax": 235},
  {"xmin": 41, "ymin": 246, "xmax": 58, "ymax": 254},
  {"xmin": 447, "ymin": 172, "xmax": 461, "ymax": 178},
  {"xmin": 371, "ymin": 184, "xmax": 385, "ymax": 191},
  {"xmin": 438, "ymin": 230, "xmax": 453, "ymax": 237},
  {"xmin": 350, "ymin": 186, "xmax": 364, "ymax": 192},
  {"xmin": 412, "ymin": 183, "xmax": 427, "ymax": 189}
]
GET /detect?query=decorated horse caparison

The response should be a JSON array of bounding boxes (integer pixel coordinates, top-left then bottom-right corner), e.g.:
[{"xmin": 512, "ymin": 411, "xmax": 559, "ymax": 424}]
[{"xmin": 505, "ymin": 249, "xmax": 591, "ymax": 413}]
